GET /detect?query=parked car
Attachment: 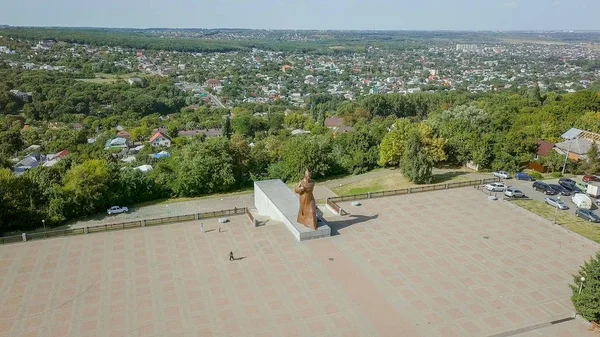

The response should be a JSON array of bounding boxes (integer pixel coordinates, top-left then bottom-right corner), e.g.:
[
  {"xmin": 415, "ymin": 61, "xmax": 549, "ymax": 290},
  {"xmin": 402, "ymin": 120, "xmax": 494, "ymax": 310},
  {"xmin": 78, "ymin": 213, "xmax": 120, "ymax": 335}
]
[
  {"xmin": 107, "ymin": 206, "xmax": 129, "ymax": 215},
  {"xmin": 504, "ymin": 188, "xmax": 524, "ymax": 198},
  {"xmin": 545, "ymin": 197, "xmax": 568, "ymax": 210},
  {"xmin": 515, "ymin": 172, "xmax": 535, "ymax": 181},
  {"xmin": 559, "ymin": 180, "xmax": 581, "ymax": 193},
  {"xmin": 532, "ymin": 181, "xmax": 557, "ymax": 195},
  {"xmin": 559, "ymin": 178, "xmax": 576, "ymax": 185},
  {"xmin": 548, "ymin": 184, "xmax": 571, "ymax": 196},
  {"xmin": 575, "ymin": 208, "xmax": 600, "ymax": 223},
  {"xmin": 583, "ymin": 175, "xmax": 600, "ymax": 183},
  {"xmin": 572, "ymin": 193, "xmax": 593, "ymax": 210},
  {"xmin": 493, "ymin": 171, "xmax": 511, "ymax": 179},
  {"xmin": 485, "ymin": 182, "xmax": 506, "ymax": 192}
]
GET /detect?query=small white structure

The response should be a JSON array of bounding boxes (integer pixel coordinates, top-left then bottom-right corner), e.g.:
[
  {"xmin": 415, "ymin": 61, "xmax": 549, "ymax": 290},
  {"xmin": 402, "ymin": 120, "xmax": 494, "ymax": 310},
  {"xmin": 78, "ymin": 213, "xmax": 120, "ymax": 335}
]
[{"xmin": 135, "ymin": 164, "xmax": 153, "ymax": 173}]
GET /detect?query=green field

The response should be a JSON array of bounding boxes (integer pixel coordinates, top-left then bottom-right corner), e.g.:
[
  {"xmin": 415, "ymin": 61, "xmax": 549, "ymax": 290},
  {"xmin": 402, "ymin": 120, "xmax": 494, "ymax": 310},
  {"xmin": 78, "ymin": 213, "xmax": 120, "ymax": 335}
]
[
  {"xmin": 331, "ymin": 168, "xmax": 480, "ymax": 196},
  {"xmin": 512, "ymin": 199, "xmax": 600, "ymax": 243},
  {"xmin": 75, "ymin": 72, "xmax": 145, "ymax": 84}
]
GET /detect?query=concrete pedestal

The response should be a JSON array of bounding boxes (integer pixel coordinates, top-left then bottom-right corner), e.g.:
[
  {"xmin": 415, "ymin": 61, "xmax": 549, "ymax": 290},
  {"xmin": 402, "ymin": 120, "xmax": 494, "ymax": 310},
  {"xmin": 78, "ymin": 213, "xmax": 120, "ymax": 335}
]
[{"xmin": 254, "ymin": 179, "xmax": 331, "ymax": 242}]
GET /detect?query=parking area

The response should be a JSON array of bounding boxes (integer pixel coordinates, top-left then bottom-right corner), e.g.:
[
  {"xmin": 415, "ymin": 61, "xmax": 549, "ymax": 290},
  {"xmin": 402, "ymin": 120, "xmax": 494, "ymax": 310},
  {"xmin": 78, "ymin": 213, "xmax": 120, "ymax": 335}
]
[
  {"xmin": 1, "ymin": 187, "xmax": 598, "ymax": 337},
  {"xmin": 484, "ymin": 176, "xmax": 600, "ymax": 217}
]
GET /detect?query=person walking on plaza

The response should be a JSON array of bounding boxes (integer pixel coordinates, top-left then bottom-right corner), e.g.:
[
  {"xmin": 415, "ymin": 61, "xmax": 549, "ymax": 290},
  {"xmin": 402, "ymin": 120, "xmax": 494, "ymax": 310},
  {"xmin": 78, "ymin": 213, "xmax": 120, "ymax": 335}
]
[
  {"xmin": 219, "ymin": 226, "xmax": 222, "ymax": 233},
  {"xmin": 200, "ymin": 222, "xmax": 204, "ymax": 233},
  {"xmin": 229, "ymin": 251, "xmax": 234, "ymax": 261}
]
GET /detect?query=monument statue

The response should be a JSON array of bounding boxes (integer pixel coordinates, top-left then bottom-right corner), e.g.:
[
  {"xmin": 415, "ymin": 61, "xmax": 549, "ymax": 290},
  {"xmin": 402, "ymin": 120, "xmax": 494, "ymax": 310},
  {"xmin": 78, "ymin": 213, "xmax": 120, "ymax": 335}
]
[{"xmin": 295, "ymin": 169, "xmax": 318, "ymax": 230}]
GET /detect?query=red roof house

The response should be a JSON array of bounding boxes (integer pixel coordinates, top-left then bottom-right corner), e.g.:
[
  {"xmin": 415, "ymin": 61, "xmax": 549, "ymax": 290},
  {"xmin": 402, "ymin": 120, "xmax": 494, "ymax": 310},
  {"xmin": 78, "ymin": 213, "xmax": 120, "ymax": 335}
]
[{"xmin": 536, "ymin": 140, "xmax": 555, "ymax": 158}]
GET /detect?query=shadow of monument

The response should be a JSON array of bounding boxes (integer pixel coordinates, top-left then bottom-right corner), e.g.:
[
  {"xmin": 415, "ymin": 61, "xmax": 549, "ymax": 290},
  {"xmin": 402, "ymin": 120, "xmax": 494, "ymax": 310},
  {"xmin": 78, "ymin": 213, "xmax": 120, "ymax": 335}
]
[{"xmin": 325, "ymin": 214, "xmax": 379, "ymax": 236}]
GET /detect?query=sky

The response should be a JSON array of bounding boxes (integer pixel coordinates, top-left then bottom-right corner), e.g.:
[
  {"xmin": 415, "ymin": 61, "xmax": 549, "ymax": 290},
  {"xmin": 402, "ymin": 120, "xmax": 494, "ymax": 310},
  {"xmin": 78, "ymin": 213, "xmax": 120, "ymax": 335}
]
[{"xmin": 1, "ymin": 0, "xmax": 599, "ymax": 31}]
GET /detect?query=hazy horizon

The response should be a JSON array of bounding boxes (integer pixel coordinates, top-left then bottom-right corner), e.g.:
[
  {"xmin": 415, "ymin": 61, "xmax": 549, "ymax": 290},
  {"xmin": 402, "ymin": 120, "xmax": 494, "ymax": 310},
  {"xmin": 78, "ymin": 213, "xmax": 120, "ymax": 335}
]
[
  {"xmin": 3, "ymin": 25, "xmax": 600, "ymax": 33},
  {"xmin": 1, "ymin": 0, "xmax": 599, "ymax": 31}
]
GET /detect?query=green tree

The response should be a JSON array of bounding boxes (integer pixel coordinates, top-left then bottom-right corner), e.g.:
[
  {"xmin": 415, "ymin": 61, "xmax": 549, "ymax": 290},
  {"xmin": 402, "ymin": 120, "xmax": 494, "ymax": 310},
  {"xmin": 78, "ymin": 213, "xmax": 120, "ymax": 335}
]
[
  {"xmin": 62, "ymin": 160, "xmax": 112, "ymax": 216},
  {"xmin": 581, "ymin": 143, "xmax": 600, "ymax": 175},
  {"xmin": 283, "ymin": 112, "xmax": 311, "ymax": 129},
  {"xmin": 570, "ymin": 251, "xmax": 600, "ymax": 323},
  {"xmin": 378, "ymin": 119, "xmax": 413, "ymax": 167},
  {"xmin": 271, "ymin": 135, "xmax": 333, "ymax": 181},
  {"xmin": 401, "ymin": 130, "xmax": 434, "ymax": 184},
  {"xmin": 171, "ymin": 138, "xmax": 237, "ymax": 196},
  {"xmin": 379, "ymin": 119, "xmax": 446, "ymax": 167},
  {"xmin": 222, "ymin": 117, "xmax": 232, "ymax": 139}
]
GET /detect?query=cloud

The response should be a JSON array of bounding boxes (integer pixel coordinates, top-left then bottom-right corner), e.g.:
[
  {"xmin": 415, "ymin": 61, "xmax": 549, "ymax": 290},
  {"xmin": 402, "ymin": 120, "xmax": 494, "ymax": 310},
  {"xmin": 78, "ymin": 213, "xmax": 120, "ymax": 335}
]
[{"xmin": 503, "ymin": 1, "xmax": 518, "ymax": 7}]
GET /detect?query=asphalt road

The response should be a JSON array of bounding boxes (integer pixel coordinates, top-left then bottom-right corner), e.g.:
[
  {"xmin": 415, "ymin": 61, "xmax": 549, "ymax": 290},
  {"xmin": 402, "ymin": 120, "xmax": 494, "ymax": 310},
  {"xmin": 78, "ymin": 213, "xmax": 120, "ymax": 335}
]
[{"xmin": 484, "ymin": 176, "xmax": 600, "ymax": 215}]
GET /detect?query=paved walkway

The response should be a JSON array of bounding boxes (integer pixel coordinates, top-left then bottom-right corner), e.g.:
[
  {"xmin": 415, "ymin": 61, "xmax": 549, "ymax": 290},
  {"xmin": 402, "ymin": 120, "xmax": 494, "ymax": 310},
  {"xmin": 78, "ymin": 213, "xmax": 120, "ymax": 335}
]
[{"xmin": 1, "ymin": 187, "xmax": 597, "ymax": 337}]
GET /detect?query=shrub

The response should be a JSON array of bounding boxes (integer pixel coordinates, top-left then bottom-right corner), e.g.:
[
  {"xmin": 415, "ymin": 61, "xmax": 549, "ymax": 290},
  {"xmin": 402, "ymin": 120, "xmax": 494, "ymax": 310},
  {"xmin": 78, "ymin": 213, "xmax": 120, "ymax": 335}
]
[
  {"xmin": 550, "ymin": 172, "xmax": 563, "ymax": 178},
  {"xmin": 530, "ymin": 172, "xmax": 543, "ymax": 180},
  {"xmin": 571, "ymin": 251, "xmax": 600, "ymax": 323}
]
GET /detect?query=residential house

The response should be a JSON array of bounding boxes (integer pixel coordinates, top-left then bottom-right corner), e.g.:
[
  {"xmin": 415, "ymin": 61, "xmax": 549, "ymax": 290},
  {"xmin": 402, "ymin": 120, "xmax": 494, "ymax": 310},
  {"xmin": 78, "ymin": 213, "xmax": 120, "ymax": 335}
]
[
  {"xmin": 324, "ymin": 117, "xmax": 345, "ymax": 129},
  {"xmin": 534, "ymin": 140, "xmax": 555, "ymax": 161},
  {"xmin": 560, "ymin": 127, "xmax": 583, "ymax": 140},
  {"xmin": 554, "ymin": 130, "xmax": 600, "ymax": 161},
  {"xmin": 43, "ymin": 150, "xmax": 70, "ymax": 167},
  {"xmin": 179, "ymin": 128, "xmax": 223, "ymax": 139},
  {"xmin": 149, "ymin": 132, "xmax": 172, "ymax": 147},
  {"xmin": 206, "ymin": 79, "xmax": 221, "ymax": 89},
  {"xmin": 127, "ymin": 78, "xmax": 144, "ymax": 87},
  {"xmin": 324, "ymin": 117, "xmax": 354, "ymax": 135},
  {"xmin": 9, "ymin": 90, "xmax": 32, "ymax": 103},
  {"xmin": 104, "ymin": 137, "xmax": 128, "ymax": 150},
  {"xmin": 528, "ymin": 140, "xmax": 555, "ymax": 172},
  {"xmin": 13, "ymin": 153, "xmax": 45, "ymax": 176},
  {"xmin": 117, "ymin": 130, "xmax": 131, "ymax": 139}
]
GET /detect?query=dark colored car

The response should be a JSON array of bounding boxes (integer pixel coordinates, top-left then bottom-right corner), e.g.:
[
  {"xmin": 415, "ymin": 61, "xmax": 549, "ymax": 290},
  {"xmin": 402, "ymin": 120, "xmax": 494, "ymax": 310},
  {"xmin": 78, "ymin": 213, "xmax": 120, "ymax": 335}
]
[
  {"xmin": 583, "ymin": 175, "xmax": 600, "ymax": 183},
  {"xmin": 548, "ymin": 184, "xmax": 571, "ymax": 196},
  {"xmin": 559, "ymin": 179, "xmax": 582, "ymax": 193},
  {"xmin": 559, "ymin": 178, "xmax": 576, "ymax": 185},
  {"xmin": 575, "ymin": 208, "xmax": 600, "ymax": 223},
  {"xmin": 515, "ymin": 172, "xmax": 535, "ymax": 181},
  {"xmin": 532, "ymin": 181, "xmax": 557, "ymax": 195}
]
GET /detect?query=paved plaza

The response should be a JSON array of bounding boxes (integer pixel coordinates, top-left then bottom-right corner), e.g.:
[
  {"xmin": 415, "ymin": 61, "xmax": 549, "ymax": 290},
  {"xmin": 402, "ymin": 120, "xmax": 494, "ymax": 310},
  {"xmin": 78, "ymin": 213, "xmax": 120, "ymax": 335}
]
[{"xmin": 1, "ymin": 187, "xmax": 599, "ymax": 337}]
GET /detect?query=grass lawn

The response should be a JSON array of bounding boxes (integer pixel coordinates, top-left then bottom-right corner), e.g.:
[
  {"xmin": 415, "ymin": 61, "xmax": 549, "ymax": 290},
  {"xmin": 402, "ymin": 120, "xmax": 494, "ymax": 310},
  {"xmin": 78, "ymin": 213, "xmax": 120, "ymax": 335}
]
[
  {"xmin": 133, "ymin": 187, "xmax": 254, "ymax": 208},
  {"xmin": 331, "ymin": 168, "xmax": 478, "ymax": 196},
  {"xmin": 512, "ymin": 199, "xmax": 600, "ymax": 243}
]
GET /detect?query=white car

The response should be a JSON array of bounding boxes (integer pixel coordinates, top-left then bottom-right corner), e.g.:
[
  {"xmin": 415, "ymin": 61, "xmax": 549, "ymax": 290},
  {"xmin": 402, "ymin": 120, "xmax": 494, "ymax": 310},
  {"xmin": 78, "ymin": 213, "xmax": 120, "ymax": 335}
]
[
  {"xmin": 107, "ymin": 206, "xmax": 129, "ymax": 215},
  {"xmin": 504, "ymin": 188, "xmax": 524, "ymax": 198},
  {"xmin": 493, "ymin": 171, "xmax": 511, "ymax": 179},
  {"xmin": 485, "ymin": 182, "xmax": 506, "ymax": 192}
]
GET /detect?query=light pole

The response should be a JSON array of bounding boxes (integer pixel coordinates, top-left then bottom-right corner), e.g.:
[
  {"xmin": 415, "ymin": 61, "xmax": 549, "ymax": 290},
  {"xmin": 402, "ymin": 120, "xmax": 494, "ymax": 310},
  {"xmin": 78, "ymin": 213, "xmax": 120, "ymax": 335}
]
[
  {"xmin": 562, "ymin": 140, "xmax": 573, "ymax": 175},
  {"xmin": 579, "ymin": 276, "xmax": 586, "ymax": 295},
  {"xmin": 42, "ymin": 219, "xmax": 46, "ymax": 232},
  {"xmin": 553, "ymin": 196, "xmax": 561, "ymax": 225}
]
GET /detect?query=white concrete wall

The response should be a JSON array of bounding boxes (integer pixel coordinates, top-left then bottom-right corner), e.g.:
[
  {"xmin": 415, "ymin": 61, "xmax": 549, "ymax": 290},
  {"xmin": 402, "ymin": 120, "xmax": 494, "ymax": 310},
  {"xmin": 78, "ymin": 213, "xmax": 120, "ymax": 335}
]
[{"xmin": 254, "ymin": 179, "xmax": 330, "ymax": 242}]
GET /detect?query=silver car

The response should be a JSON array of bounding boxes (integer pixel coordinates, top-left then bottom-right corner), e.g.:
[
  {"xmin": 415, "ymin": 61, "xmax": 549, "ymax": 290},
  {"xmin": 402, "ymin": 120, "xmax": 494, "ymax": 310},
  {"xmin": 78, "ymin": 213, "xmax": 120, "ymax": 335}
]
[
  {"xmin": 485, "ymin": 182, "xmax": 506, "ymax": 192},
  {"xmin": 504, "ymin": 188, "xmax": 524, "ymax": 198},
  {"xmin": 544, "ymin": 197, "xmax": 568, "ymax": 210},
  {"xmin": 107, "ymin": 206, "xmax": 129, "ymax": 215},
  {"xmin": 493, "ymin": 171, "xmax": 511, "ymax": 179}
]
